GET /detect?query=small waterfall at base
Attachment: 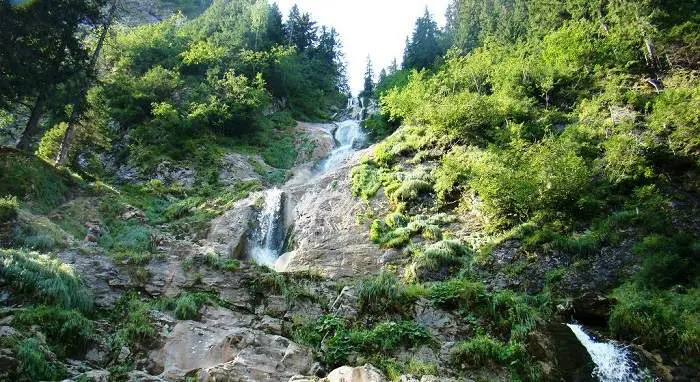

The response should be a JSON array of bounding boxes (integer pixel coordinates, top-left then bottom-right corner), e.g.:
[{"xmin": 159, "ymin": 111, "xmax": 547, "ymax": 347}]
[
  {"xmin": 249, "ymin": 188, "xmax": 285, "ymax": 267},
  {"xmin": 566, "ymin": 324, "xmax": 652, "ymax": 382}
]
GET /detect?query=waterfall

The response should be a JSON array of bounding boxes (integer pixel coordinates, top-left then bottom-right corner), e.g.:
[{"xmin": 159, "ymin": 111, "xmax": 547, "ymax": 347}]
[
  {"xmin": 566, "ymin": 324, "xmax": 651, "ymax": 382},
  {"xmin": 249, "ymin": 188, "xmax": 285, "ymax": 267}
]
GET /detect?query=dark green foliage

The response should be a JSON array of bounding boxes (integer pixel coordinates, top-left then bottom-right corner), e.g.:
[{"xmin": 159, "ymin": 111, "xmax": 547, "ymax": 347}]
[
  {"xmin": 0, "ymin": 195, "xmax": 19, "ymax": 222},
  {"xmin": 350, "ymin": 164, "xmax": 382, "ymax": 200},
  {"xmin": 14, "ymin": 306, "xmax": 94, "ymax": 356},
  {"xmin": 293, "ymin": 315, "xmax": 433, "ymax": 369},
  {"xmin": 155, "ymin": 292, "xmax": 218, "ymax": 320},
  {"xmin": 113, "ymin": 293, "xmax": 157, "ymax": 349},
  {"xmin": 356, "ymin": 271, "xmax": 419, "ymax": 315},
  {"xmin": 632, "ymin": 234, "xmax": 699, "ymax": 289},
  {"xmin": 16, "ymin": 338, "xmax": 66, "ymax": 382},
  {"xmin": 0, "ymin": 149, "xmax": 75, "ymax": 213},
  {"xmin": 0, "ymin": 249, "xmax": 93, "ymax": 312},
  {"xmin": 428, "ymin": 279, "xmax": 485, "ymax": 310},
  {"xmin": 403, "ymin": 8, "xmax": 446, "ymax": 70},
  {"xmin": 610, "ymin": 284, "xmax": 699, "ymax": 358}
]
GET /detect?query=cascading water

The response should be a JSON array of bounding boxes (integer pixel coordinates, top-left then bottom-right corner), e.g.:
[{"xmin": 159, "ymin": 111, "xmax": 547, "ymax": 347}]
[
  {"xmin": 566, "ymin": 324, "xmax": 652, "ymax": 382},
  {"xmin": 249, "ymin": 188, "xmax": 285, "ymax": 267},
  {"xmin": 319, "ymin": 119, "xmax": 367, "ymax": 172},
  {"xmin": 250, "ymin": 97, "xmax": 368, "ymax": 267}
]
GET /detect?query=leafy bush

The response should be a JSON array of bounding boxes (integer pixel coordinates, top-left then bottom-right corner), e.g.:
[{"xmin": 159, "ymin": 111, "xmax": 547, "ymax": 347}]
[
  {"xmin": 356, "ymin": 271, "xmax": 421, "ymax": 315},
  {"xmin": 0, "ymin": 249, "xmax": 93, "ymax": 312},
  {"xmin": 350, "ymin": 164, "xmax": 382, "ymax": 200},
  {"xmin": 451, "ymin": 334, "xmax": 506, "ymax": 367},
  {"xmin": 429, "ymin": 279, "xmax": 486, "ymax": 310},
  {"xmin": 16, "ymin": 338, "xmax": 66, "ymax": 381},
  {"xmin": 632, "ymin": 234, "xmax": 699, "ymax": 289},
  {"xmin": 293, "ymin": 315, "xmax": 433, "ymax": 370},
  {"xmin": 0, "ymin": 195, "xmax": 19, "ymax": 221},
  {"xmin": 0, "ymin": 150, "xmax": 73, "ymax": 213},
  {"xmin": 610, "ymin": 283, "xmax": 699, "ymax": 357},
  {"xmin": 390, "ymin": 179, "xmax": 433, "ymax": 203},
  {"xmin": 155, "ymin": 292, "xmax": 217, "ymax": 320},
  {"xmin": 14, "ymin": 306, "xmax": 94, "ymax": 355},
  {"xmin": 114, "ymin": 294, "xmax": 157, "ymax": 349},
  {"xmin": 13, "ymin": 213, "xmax": 68, "ymax": 251}
]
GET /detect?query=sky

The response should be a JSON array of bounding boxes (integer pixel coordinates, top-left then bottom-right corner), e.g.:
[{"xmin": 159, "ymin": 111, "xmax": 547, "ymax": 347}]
[{"xmin": 274, "ymin": 0, "xmax": 450, "ymax": 94}]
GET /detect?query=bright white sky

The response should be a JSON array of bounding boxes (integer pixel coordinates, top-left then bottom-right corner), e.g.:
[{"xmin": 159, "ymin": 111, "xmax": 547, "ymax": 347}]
[{"xmin": 274, "ymin": 0, "xmax": 450, "ymax": 94}]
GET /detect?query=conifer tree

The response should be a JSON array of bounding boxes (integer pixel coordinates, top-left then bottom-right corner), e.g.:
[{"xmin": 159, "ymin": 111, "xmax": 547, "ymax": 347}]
[
  {"xmin": 403, "ymin": 8, "xmax": 442, "ymax": 70},
  {"xmin": 360, "ymin": 56, "xmax": 375, "ymax": 98}
]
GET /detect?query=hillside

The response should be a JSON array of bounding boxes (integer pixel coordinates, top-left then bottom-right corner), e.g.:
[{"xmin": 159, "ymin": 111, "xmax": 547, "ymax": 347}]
[{"xmin": 0, "ymin": 1, "xmax": 699, "ymax": 382}]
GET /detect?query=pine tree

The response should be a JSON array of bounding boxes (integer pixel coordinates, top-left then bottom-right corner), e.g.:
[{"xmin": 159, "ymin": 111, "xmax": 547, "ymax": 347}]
[
  {"xmin": 265, "ymin": 3, "xmax": 284, "ymax": 47},
  {"xmin": 378, "ymin": 68, "xmax": 387, "ymax": 84},
  {"xmin": 285, "ymin": 5, "xmax": 317, "ymax": 53},
  {"xmin": 403, "ymin": 7, "xmax": 442, "ymax": 70},
  {"xmin": 388, "ymin": 58, "xmax": 398, "ymax": 74},
  {"xmin": 360, "ymin": 56, "xmax": 375, "ymax": 98}
]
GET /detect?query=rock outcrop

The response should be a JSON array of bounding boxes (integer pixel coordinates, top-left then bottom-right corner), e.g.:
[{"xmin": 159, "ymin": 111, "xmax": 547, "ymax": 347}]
[{"xmin": 276, "ymin": 149, "xmax": 382, "ymax": 278}]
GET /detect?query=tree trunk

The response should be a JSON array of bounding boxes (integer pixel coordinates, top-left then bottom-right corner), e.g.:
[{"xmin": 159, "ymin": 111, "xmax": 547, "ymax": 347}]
[
  {"xmin": 17, "ymin": 92, "xmax": 47, "ymax": 152},
  {"xmin": 56, "ymin": 0, "xmax": 116, "ymax": 165}
]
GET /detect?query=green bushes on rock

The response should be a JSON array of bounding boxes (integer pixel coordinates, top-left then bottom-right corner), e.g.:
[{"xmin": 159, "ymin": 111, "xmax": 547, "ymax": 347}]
[
  {"xmin": 14, "ymin": 306, "xmax": 94, "ymax": 356},
  {"xmin": 356, "ymin": 271, "xmax": 421, "ymax": 315},
  {"xmin": 0, "ymin": 195, "xmax": 18, "ymax": 222},
  {"xmin": 16, "ymin": 338, "xmax": 66, "ymax": 382},
  {"xmin": 0, "ymin": 249, "xmax": 93, "ymax": 312}
]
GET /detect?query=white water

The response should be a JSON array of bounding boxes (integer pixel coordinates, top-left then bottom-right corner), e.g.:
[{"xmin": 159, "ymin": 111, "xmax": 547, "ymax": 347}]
[
  {"xmin": 249, "ymin": 188, "xmax": 284, "ymax": 267},
  {"xmin": 320, "ymin": 119, "xmax": 366, "ymax": 172},
  {"xmin": 567, "ymin": 324, "xmax": 650, "ymax": 382},
  {"xmin": 250, "ymin": 98, "xmax": 368, "ymax": 266}
]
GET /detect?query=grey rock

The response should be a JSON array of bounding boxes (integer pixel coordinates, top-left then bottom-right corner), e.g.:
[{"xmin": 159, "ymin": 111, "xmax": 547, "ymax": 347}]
[
  {"xmin": 55, "ymin": 250, "xmax": 129, "ymax": 307},
  {"xmin": 207, "ymin": 194, "xmax": 260, "ymax": 259},
  {"xmin": 276, "ymin": 148, "xmax": 382, "ymax": 278},
  {"xmin": 152, "ymin": 161, "xmax": 196, "ymax": 189},
  {"xmin": 329, "ymin": 286, "xmax": 359, "ymax": 320},
  {"xmin": 218, "ymin": 153, "xmax": 266, "ymax": 186},
  {"xmin": 149, "ymin": 305, "xmax": 312, "ymax": 381},
  {"xmin": 127, "ymin": 370, "xmax": 168, "ymax": 382},
  {"xmin": 63, "ymin": 370, "xmax": 110, "ymax": 382},
  {"xmin": 324, "ymin": 364, "xmax": 387, "ymax": 382},
  {"xmin": 413, "ymin": 299, "xmax": 464, "ymax": 342},
  {"xmin": 117, "ymin": 346, "xmax": 131, "ymax": 363}
]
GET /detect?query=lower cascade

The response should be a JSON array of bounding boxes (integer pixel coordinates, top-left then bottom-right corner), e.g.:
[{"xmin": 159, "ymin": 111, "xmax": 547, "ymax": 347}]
[
  {"xmin": 249, "ymin": 188, "xmax": 285, "ymax": 267},
  {"xmin": 566, "ymin": 324, "xmax": 652, "ymax": 382}
]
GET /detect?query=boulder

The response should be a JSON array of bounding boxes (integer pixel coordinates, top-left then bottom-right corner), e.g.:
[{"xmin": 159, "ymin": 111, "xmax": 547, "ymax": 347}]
[
  {"xmin": 55, "ymin": 250, "xmax": 130, "ymax": 307},
  {"xmin": 148, "ymin": 306, "xmax": 313, "ymax": 381},
  {"xmin": 207, "ymin": 194, "xmax": 260, "ymax": 259},
  {"xmin": 152, "ymin": 161, "xmax": 196, "ymax": 189},
  {"xmin": 218, "ymin": 153, "xmax": 267, "ymax": 186},
  {"xmin": 323, "ymin": 364, "xmax": 387, "ymax": 382}
]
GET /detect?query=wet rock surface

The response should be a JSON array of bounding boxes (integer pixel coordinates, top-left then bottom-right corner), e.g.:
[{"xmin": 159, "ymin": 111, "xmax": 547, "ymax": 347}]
[{"xmin": 276, "ymin": 148, "xmax": 383, "ymax": 278}]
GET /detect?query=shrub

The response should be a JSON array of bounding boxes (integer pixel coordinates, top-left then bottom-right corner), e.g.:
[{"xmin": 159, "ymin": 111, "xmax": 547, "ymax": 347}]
[
  {"xmin": 13, "ymin": 213, "xmax": 68, "ymax": 251},
  {"xmin": 610, "ymin": 283, "xmax": 699, "ymax": 357},
  {"xmin": 384, "ymin": 212, "xmax": 409, "ymax": 230},
  {"xmin": 14, "ymin": 306, "xmax": 94, "ymax": 355},
  {"xmin": 390, "ymin": 179, "xmax": 433, "ymax": 203},
  {"xmin": 0, "ymin": 249, "xmax": 93, "ymax": 312},
  {"xmin": 114, "ymin": 294, "xmax": 156, "ymax": 349},
  {"xmin": 429, "ymin": 279, "xmax": 486, "ymax": 310},
  {"xmin": 451, "ymin": 334, "xmax": 506, "ymax": 368},
  {"xmin": 350, "ymin": 164, "xmax": 382, "ymax": 200},
  {"xmin": 632, "ymin": 234, "xmax": 698, "ymax": 289},
  {"xmin": 0, "ymin": 195, "xmax": 19, "ymax": 221},
  {"xmin": 356, "ymin": 271, "xmax": 420, "ymax": 315},
  {"xmin": 16, "ymin": 338, "xmax": 66, "ymax": 381}
]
